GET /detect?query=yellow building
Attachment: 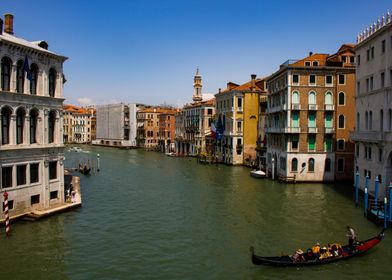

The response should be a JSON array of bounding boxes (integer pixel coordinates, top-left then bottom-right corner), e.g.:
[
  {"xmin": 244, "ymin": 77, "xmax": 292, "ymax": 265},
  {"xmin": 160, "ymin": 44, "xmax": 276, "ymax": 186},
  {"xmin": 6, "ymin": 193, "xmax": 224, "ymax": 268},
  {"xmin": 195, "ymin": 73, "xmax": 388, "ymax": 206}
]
[{"xmin": 215, "ymin": 75, "xmax": 265, "ymax": 165}]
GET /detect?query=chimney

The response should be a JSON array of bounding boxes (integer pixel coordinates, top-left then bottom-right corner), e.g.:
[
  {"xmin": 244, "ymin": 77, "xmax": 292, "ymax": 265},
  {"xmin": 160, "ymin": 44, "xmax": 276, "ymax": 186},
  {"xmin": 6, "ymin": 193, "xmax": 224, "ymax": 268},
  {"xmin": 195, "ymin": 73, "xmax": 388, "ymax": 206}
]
[
  {"xmin": 0, "ymin": 18, "xmax": 3, "ymax": 35},
  {"xmin": 251, "ymin": 74, "xmax": 256, "ymax": 91},
  {"xmin": 309, "ymin": 51, "xmax": 313, "ymax": 56},
  {"xmin": 4, "ymin": 13, "xmax": 13, "ymax": 35}
]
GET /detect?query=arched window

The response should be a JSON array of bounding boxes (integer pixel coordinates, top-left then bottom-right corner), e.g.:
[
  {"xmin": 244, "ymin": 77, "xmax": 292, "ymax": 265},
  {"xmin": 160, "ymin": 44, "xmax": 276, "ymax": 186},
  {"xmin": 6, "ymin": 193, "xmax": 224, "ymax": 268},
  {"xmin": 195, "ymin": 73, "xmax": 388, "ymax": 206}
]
[
  {"xmin": 292, "ymin": 91, "xmax": 299, "ymax": 104},
  {"xmin": 1, "ymin": 107, "xmax": 12, "ymax": 144},
  {"xmin": 325, "ymin": 92, "xmax": 333, "ymax": 105},
  {"xmin": 30, "ymin": 63, "xmax": 38, "ymax": 95},
  {"xmin": 369, "ymin": 111, "xmax": 373, "ymax": 130},
  {"xmin": 16, "ymin": 60, "xmax": 24, "ymax": 93},
  {"xmin": 325, "ymin": 158, "xmax": 331, "ymax": 172},
  {"xmin": 30, "ymin": 109, "xmax": 38, "ymax": 144},
  {"xmin": 48, "ymin": 111, "xmax": 56, "ymax": 143},
  {"xmin": 338, "ymin": 92, "xmax": 345, "ymax": 105},
  {"xmin": 308, "ymin": 91, "xmax": 316, "ymax": 104},
  {"xmin": 357, "ymin": 113, "xmax": 360, "ymax": 131},
  {"xmin": 1, "ymin": 57, "xmax": 12, "ymax": 91},
  {"xmin": 16, "ymin": 108, "xmax": 25, "ymax": 144},
  {"xmin": 338, "ymin": 115, "xmax": 345, "ymax": 129},
  {"xmin": 308, "ymin": 158, "xmax": 315, "ymax": 172},
  {"xmin": 291, "ymin": 158, "xmax": 298, "ymax": 172},
  {"xmin": 380, "ymin": 109, "xmax": 384, "ymax": 132},
  {"xmin": 365, "ymin": 111, "xmax": 369, "ymax": 130},
  {"xmin": 49, "ymin": 68, "xmax": 56, "ymax": 97}
]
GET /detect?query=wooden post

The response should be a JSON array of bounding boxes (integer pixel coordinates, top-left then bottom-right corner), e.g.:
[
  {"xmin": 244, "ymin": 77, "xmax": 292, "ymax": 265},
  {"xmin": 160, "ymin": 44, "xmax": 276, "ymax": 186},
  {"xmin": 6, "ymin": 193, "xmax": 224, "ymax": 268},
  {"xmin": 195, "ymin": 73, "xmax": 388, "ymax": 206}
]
[{"xmin": 3, "ymin": 191, "xmax": 10, "ymax": 237}]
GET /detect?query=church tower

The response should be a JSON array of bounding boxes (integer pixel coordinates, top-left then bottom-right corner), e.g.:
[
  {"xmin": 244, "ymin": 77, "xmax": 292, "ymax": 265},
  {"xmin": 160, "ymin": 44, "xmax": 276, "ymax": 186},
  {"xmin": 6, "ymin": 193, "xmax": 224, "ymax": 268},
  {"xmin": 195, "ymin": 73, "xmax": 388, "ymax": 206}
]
[{"xmin": 193, "ymin": 67, "xmax": 202, "ymax": 102}]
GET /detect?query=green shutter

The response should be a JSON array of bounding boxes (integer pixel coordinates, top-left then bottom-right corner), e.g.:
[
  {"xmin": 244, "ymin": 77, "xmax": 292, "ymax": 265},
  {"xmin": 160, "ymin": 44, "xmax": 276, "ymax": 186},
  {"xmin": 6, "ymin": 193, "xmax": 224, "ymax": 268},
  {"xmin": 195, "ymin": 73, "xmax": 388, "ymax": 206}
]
[{"xmin": 309, "ymin": 135, "xmax": 315, "ymax": 150}]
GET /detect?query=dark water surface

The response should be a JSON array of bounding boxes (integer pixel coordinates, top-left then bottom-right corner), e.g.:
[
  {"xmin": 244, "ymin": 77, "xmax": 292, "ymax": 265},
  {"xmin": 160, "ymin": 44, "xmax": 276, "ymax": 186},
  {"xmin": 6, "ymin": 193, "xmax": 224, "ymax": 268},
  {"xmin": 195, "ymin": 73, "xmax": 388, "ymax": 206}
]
[{"xmin": 1, "ymin": 145, "xmax": 391, "ymax": 279}]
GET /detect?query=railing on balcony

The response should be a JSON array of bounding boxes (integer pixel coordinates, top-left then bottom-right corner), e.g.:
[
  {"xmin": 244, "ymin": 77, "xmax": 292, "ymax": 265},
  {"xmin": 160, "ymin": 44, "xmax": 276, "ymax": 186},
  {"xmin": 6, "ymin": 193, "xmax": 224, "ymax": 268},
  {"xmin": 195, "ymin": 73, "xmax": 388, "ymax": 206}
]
[
  {"xmin": 285, "ymin": 127, "xmax": 301, "ymax": 133},
  {"xmin": 237, "ymin": 107, "xmax": 243, "ymax": 112},
  {"xmin": 266, "ymin": 127, "xmax": 283, "ymax": 133},
  {"xmin": 325, "ymin": 104, "xmax": 334, "ymax": 110},
  {"xmin": 350, "ymin": 131, "xmax": 383, "ymax": 142},
  {"xmin": 291, "ymin": 103, "xmax": 300, "ymax": 110},
  {"xmin": 324, "ymin": 127, "xmax": 334, "ymax": 133},
  {"xmin": 308, "ymin": 104, "xmax": 317, "ymax": 110},
  {"xmin": 308, "ymin": 127, "xmax": 318, "ymax": 133}
]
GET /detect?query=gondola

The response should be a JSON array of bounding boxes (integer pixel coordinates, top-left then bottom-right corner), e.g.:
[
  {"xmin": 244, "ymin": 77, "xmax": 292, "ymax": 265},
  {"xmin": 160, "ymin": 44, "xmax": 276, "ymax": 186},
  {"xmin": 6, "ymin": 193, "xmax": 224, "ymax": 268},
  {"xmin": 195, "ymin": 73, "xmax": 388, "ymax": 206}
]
[
  {"xmin": 250, "ymin": 230, "xmax": 385, "ymax": 267},
  {"xmin": 78, "ymin": 165, "xmax": 91, "ymax": 175}
]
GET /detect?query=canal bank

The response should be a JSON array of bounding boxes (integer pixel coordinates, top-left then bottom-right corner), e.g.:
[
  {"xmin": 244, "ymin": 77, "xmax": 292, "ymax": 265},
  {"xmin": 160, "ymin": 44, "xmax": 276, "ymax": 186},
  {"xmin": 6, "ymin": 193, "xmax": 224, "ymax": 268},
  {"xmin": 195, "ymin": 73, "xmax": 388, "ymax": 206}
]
[{"xmin": 1, "ymin": 145, "xmax": 391, "ymax": 280}]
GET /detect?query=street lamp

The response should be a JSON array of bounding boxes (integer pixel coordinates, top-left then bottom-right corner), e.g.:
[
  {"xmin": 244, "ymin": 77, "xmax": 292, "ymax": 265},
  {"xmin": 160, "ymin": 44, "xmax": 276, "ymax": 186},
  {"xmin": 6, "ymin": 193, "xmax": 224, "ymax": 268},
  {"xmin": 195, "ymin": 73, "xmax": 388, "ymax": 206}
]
[{"xmin": 272, "ymin": 157, "xmax": 275, "ymax": 180}]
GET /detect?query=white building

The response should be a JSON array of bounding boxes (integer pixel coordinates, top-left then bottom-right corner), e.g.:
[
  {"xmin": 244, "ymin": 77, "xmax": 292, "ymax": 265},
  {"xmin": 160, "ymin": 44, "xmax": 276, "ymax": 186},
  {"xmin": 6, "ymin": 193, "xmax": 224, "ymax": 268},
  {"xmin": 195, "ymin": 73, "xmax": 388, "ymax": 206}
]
[
  {"xmin": 351, "ymin": 12, "xmax": 392, "ymax": 198},
  {"xmin": 93, "ymin": 103, "xmax": 139, "ymax": 147},
  {"xmin": 0, "ymin": 14, "xmax": 68, "ymax": 216}
]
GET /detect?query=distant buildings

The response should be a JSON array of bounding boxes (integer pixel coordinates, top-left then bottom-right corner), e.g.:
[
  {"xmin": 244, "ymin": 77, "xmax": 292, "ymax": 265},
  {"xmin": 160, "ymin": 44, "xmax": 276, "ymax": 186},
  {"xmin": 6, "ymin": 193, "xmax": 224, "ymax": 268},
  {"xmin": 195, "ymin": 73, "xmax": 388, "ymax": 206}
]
[
  {"xmin": 351, "ymin": 13, "xmax": 392, "ymax": 197},
  {"xmin": 63, "ymin": 104, "xmax": 96, "ymax": 143},
  {"xmin": 0, "ymin": 14, "xmax": 68, "ymax": 215},
  {"xmin": 214, "ymin": 75, "xmax": 266, "ymax": 165},
  {"xmin": 93, "ymin": 103, "xmax": 139, "ymax": 147},
  {"xmin": 266, "ymin": 46, "xmax": 356, "ymax": 182},
  {"xmin": 158, "ymin": 111, "xmax": 178, "ymax": 153}
]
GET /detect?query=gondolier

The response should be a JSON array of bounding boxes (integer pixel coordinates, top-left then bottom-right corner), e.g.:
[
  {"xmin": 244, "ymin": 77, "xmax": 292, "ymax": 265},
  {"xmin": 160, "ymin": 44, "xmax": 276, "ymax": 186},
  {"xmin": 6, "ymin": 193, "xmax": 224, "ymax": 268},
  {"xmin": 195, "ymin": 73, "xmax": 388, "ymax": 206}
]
[{"xmin": 347, "ymin": 226, "xmax": 357, "ymax": 249}]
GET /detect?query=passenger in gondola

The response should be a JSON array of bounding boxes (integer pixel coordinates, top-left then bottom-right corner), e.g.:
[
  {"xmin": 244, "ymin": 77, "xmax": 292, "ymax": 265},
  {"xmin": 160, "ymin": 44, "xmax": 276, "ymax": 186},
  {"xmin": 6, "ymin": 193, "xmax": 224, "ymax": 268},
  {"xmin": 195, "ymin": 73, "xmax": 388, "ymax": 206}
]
[
  {"xmin": 291, "ymin": 249, "xmax": 305, "ymax": 262},
  {"xmin": 330, "ymin": 244, "xmax": 342, "ymax": 257},
  {"xmin": 319, "ymin": 246, "xmax": 332, "ymax": 260},
  {"xmin": 311, "ymin": 242, "xmax": 321, "ymax": 256},
  {"xmin": 304, "ymin": 248, "xmax": 316, "ymax": 260}
]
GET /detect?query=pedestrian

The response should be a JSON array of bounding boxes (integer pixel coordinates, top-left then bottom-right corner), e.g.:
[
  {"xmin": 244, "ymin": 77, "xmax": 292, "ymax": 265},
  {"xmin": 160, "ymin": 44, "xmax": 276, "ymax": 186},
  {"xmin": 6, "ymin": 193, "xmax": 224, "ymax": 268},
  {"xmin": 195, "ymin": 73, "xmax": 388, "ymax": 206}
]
[{"xmin": 346, "ymin": 226, "xmax": 357, "ymax": 249}]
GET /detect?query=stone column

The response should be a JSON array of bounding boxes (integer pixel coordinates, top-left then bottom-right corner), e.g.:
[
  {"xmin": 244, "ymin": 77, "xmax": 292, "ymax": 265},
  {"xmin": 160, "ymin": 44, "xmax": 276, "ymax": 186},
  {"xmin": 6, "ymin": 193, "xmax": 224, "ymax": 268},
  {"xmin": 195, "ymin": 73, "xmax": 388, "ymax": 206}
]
[
  {"xmin": 38, "ymin": 69, "xmax": 44, "ymax": 96},
  {"xmin": 10, "ymin": 64, "xmax": 17, "ymax": 92},
  {"xmin": 43, "ymin": 109, "xmax": 48, "ymax": 144},
  {"xmin": 24, "ymin": 114, "xmax": 30, "ymax": 144},
  {"xmin": 10, "ymin": 114, "xmax": 16, "ymax": 145}
]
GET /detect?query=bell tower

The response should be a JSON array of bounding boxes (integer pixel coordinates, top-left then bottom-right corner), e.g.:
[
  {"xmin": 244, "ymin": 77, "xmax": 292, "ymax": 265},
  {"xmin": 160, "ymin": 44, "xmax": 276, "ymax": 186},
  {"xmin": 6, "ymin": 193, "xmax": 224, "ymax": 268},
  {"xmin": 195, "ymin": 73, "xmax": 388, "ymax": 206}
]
[{"xmin": 193, "ymin": 67, "xmax": 202, "ymax": 102}]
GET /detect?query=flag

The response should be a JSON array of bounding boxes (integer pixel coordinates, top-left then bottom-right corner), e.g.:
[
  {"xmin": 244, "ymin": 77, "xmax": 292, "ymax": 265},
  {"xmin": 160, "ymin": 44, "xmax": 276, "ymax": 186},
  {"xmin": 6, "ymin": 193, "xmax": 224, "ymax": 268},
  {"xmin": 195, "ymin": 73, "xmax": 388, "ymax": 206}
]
[
  {"xmin": 210, "ymin": 122, "xmax": 217, "ymax": 139},
  {"xmin": 23, "ymin": 55, "xmax": 32, "ymax": 81}
]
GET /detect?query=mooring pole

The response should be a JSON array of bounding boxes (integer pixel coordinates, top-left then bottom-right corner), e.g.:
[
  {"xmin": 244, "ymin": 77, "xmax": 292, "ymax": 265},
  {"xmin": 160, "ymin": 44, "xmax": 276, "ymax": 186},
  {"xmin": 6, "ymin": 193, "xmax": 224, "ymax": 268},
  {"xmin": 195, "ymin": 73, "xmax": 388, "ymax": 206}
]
[
  {"xmin": 375, "ymin": 176, "xmax": 379, "ymax": 209},
  {"xmin": 364, "ymin": 175, "xmax": 369, "ymax": 217},
  {"xmin": 97, "ymin": 153, "xmax": 100, "ymax": 172},
  {"xmin": 389, "ymin": 183, "xmax": 392, "ymax": 222},
  {"xmin": 355, "ymin": 172, "xmax": 359, "ymax": 207},
  {"xmin": 384, "ymin": 197, "xmax": 388, "ymax": 229},
  {"xmin": 3, "ymin": 191, "xmax": 10, "ymax": 237}
]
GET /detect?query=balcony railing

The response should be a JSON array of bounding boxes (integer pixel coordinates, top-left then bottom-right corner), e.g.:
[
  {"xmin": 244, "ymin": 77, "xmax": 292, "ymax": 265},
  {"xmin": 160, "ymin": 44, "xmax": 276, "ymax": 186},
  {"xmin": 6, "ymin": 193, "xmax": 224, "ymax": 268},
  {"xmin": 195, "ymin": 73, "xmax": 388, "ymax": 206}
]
[
  {"xmin": 325, "ymin": 104, "xmax": 334, "ymax": 110},
  {"xmin": 324, "ymin": 127, "xmax": 334, "ymax": 133},
  {"xmin": 350, "ymin": 131, "xmax": 383, "ymax": 142},
  {"xmin": 291, "ymin": 104, "xmax": 300, "ymax": 110},
  {"xmin": 308, "ymin": 104, "xmax": 317, "ymax": 110},
  {"xmin": 308, "ymin": 127, "xmax": 318, "ymax": 133},
  {"xmin": 285, "ymin": 127, "xmax": 301, "ymax": 133}
]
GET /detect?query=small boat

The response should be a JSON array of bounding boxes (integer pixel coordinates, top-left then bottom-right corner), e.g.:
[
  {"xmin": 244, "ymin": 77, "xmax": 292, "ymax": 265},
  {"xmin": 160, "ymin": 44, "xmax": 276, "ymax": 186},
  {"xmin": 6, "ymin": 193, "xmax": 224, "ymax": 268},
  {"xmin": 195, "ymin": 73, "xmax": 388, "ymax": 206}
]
[
  {"xmin": 78, "ymin": 164, "xmax": 91, "ymax": 175},
  {"xmin": 166, "ymin": 152, "xmax": 176, "ymax": 157},
  {"xmin": 250, "ymin": 170, "xmax": 266, "ymax": 178},
  {"xmin": 69, "ymin": 147, "xmax": 83, "ymax": 152},
  {"xmin": 250, "ymin": 230, "xmax": 385, "ymax": 267}
]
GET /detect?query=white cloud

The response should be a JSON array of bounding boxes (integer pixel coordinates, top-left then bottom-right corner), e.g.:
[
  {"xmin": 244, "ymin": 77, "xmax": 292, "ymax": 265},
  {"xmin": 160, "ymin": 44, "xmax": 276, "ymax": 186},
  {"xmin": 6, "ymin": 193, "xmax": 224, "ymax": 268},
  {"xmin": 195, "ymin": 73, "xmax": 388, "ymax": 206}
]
[{"xmin": 77, "ymin": 97, "xmax": 93, "ymax": 106}]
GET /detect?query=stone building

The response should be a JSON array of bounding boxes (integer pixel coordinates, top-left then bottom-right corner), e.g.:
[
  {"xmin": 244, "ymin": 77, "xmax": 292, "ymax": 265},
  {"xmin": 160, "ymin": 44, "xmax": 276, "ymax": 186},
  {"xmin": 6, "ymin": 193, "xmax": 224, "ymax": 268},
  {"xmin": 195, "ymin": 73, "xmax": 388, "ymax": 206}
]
[
  {"xmin": 266, "ymin": 46, "xmax": 356, "ymax": 182},
  {"xmin": 214, "ymin": 75, "xmax": 266, "ymax": 165},
  {"xmin": 93, "ymin": 103, "xmax": 139, "ymax": 147},
  {"xmin": 351, "ymin": 12, "xmax": 392, "ymax": 198},
  {"xmin": 158, "ymin": 110, "xmax": 178, "ymax": 153},
  {"xmin": 0, "ymin": 14, "xmax": 68, "ymax": 216}
]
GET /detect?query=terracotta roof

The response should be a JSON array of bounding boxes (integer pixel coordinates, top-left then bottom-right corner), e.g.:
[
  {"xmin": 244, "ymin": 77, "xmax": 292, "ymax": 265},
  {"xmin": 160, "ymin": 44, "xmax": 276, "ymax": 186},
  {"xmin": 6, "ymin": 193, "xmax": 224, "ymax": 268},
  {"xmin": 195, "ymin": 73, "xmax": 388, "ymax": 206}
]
[
  {"xmin": 216, "ymin": 78, "xmax": 265, "ymax": 95},
  {"xmin": 63, "ymin": 104, "xmax": 92, "ymax": 114}
]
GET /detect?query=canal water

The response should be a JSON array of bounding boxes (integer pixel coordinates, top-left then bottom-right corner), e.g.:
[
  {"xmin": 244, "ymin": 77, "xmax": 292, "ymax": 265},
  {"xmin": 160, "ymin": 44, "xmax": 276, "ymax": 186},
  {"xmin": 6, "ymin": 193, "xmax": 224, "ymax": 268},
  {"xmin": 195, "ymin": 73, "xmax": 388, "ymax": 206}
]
[{"xmin": 1, "ymin": 145, "xmax": 391, "ymax": 279}]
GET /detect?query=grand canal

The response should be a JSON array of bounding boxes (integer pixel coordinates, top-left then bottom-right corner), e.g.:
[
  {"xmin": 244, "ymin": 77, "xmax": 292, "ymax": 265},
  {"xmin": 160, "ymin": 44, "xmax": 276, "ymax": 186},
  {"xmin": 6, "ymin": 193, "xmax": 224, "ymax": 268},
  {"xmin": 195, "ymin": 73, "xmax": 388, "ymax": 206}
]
[{"xmin": 1, "ymin": 145, "xmax": 391, "ymax": 279}]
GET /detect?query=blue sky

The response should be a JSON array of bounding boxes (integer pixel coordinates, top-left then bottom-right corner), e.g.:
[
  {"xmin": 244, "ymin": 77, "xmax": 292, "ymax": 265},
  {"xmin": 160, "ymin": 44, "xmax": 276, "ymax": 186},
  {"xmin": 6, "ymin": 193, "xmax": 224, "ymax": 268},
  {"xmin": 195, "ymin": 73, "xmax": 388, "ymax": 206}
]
[{"xmin": 2, "ymin": 0, "xmax": 391, "ymax": 107}]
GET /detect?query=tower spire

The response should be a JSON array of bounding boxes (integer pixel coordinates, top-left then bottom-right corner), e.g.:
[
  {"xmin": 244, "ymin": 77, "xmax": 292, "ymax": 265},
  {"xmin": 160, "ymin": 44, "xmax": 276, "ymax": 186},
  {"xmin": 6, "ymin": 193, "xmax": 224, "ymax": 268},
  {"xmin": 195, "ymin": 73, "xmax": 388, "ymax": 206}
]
[{"xmin": 193, "ymin": 67, "xmax": 202, "ymax": 102}]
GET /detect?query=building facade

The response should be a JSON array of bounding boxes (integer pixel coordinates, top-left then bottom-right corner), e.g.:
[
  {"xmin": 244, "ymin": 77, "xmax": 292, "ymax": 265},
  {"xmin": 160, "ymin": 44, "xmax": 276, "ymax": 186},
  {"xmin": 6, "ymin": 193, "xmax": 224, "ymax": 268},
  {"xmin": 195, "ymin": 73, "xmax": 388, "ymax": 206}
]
[
  {"xmin": 158, "ymin": 111, "xmax": 177, "ymax": 153},
  {"xmin": 214, "ymin": 75, "xmax": 265, "ymax": 165},
  {"xmin": 0, "ymin": 14, "xmax": 68, "ymax": 216},
  {"xmin": 351, "ymin": 13, "xmax": 392, "ymax": 198},
  {"xmin": 266, "ymin": 46, "xmax": 356, "ymax": 182},
  {"xmin": 93, "ymin": 103, "xmax": 138, "ymax": 147},
  {"xmin": 63, "ymin": 104, "xmax": 96, "ymax": 144}
]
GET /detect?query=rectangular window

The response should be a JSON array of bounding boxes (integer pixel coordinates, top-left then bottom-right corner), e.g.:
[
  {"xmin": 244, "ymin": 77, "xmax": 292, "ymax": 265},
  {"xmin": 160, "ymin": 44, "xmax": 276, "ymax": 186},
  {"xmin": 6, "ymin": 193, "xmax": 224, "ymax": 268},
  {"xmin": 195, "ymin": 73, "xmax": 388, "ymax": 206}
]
[
  {"xmin": 305, "ymin": 61, "xmax": 311, "ymax": 66},
  {"xmin": 237, "ymin": 97, "xmax": 242, "ymax": 108},
  {"xmin": 50, "ymin": 191, "xmax": 58, "ymax": 200},
  {"xmin": 337, "ymin": 139, "xmax": 345, "ymax": 151},
  {"xmin": 2, "ymin": 200, "xmax": 14, "ymax": 211},
  {"xmin": 338, "ymin": 74, "xmax": 345, "ymax": 85},
  {"xmin": 356, "ymin": 144, "xmax": 359, "ymax": 157},
  {"xmin": 341, "ymin": 56, "xmax": 346, "ymax": 63},
  {"xmin": 326, "ymin": 75, "xmax": 332, "ymax": 85},
  {"xmin": 309, "ymin": 75, "xmax": 316, "ymax": 85},
  {"xmin": 366, "ymin": 78, "xmax": 369, "ymax": 92},
  {"xmin": 370, "ymin": 76, "xmax": 373, "ymax": 91},
  {"xmin": 49, "ymin": 161, "xmax": 57, "ymax": 180},
  {"xmin": 325, "ymin": 135, "xmax": 332, "ymax": 152},
  {"xmin": 357, "ymin": 55, "xmax": 360, "ymax": 65},
  {"xmin": 291, "ymin": 136, "xmax": 298, "ymax": 150},
  {"xmin": 337, "ymin": 158, "xmax": 344, "ymax": 172},
  {"xmin": 357, "ymin": 81, "xmax": 360, "ymax": 95},
  {"xmin": 381, "ymin": 72, "xmax": 385, "ymax": 88},
  {"xmin": 379, "ymin": 148, "xmax": 383, "ymax": 162},
  {"xmin": 365, "ymin": 146, "xmax": 368, "ymax": 159},
  {"xmin": 350, "ymin": 56, "xmax": 355, "ymax": 63},
  {"xmin": 390, "ymin": 69, "xmax": 392, "ymax": 86},
  {"xmin": 382, "ymin": 40, "xmax": 386, "ymax": 53},
  {"xmin": 2, "ymin": 166, "xmax": 12, "ymax": 188},
  {"xmin": 237, "ymin": 121, "xmax": 242, "ymax": 132},
  {"xmin": 308, "ymin": 135, "xmax": 316, "ymax": 151},
  {"xmin": 17, "ymin": 164, "xmax": 27, "ymax": 186},
  {"xmin": 371, "ymin": 46, "xmax": 374, "ymax": 59},
  {"xmin": 313, "ymin": 61, "xmax": 318, "ymax": 66},
  {"xmin": 292, "ymin": 74, "xmax": 299, "ymax": 84},
  {"xmin": 369, "ymin": 147, "xmax": 372, "ymax": 159},
  {"xmin": 31, "ymin": 194, "xmax": 40, "ymax": 205}
]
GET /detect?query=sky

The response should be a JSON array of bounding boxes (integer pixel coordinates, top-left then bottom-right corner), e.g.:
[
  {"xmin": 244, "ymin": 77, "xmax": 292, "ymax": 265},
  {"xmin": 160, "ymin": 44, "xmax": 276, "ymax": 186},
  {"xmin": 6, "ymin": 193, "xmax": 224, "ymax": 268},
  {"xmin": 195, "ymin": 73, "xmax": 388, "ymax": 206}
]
[{"xmin": 1, "ymin": 0, "xmax": 391, "ymax": 107}]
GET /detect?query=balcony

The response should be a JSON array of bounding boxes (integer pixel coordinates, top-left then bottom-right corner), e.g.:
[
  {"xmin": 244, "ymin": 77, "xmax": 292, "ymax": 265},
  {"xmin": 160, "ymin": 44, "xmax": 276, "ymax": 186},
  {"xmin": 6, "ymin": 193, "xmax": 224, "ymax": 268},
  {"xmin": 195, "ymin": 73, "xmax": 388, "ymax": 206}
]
[
  {"xmin": 350, "ymin": 131, "xmax": 383, "ymax": 142},
  {"xmin": 237, "ymin": 107, "xmax": 243, "ymax": 113},
  {"xmin": 324, "ymin": 127, "xmax": 334, "ymax": 134},
  {"xmin": 266, "ymin": 127, "xmax": 283, "ymax": 133},
  {"xmin": 291, "ymin": 104, "xmax": 301, "ymax": 110},
  {"xmin": 325, "ymin": 104, "xmax": 334, "ymax": 111},
  {"xmin": 285, "ymin": 127, "xmax": 301, "ymax": 133},
  {"xmin": 308, "ymin": 104, "xmax": 318, "ymax": 110},
  {"xmin": 308, "ymin": 127, "xmax": 318, "ymax": 133}
]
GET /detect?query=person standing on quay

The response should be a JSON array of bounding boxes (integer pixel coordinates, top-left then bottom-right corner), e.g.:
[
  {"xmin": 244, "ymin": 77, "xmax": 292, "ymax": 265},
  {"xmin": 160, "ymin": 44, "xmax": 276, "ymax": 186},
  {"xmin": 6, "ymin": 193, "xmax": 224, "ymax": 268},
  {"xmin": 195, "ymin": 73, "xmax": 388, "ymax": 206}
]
[{"xmin": 346, "ymin": 226, "xmax": 357, "ymax": 249}]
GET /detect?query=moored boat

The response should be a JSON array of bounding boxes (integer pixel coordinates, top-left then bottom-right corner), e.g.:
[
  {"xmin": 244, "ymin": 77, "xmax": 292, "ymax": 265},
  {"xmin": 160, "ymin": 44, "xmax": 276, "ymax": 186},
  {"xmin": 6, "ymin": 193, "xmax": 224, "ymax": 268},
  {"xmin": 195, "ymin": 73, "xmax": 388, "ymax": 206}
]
[
  {"xmin": 250, "ymin": 230, "xmax": 385, "ymax": 267},
  {"xmin": 250, "ymin": 170, "xmax": 266, "ymax": 178}
]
